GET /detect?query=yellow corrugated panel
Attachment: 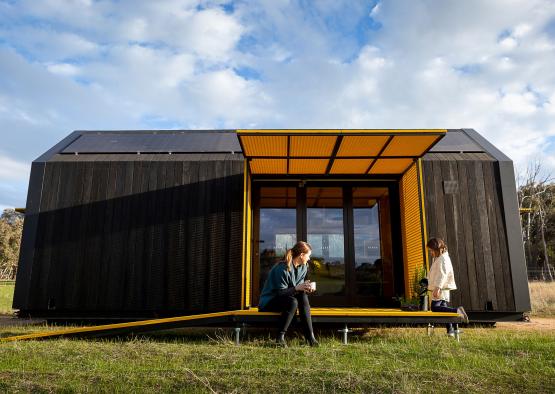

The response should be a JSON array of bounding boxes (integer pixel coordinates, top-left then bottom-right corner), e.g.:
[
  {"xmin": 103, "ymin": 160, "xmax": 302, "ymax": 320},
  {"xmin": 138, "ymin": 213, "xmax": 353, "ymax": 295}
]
[
  {"xmin": 238, "ymin": 129, "xmax": 341, "ymax": 134},
  {"xmin": 330, "ymin": 158, "xmax": 373, "ymax": 174},
  {"xmin": 290, "ymin": 136, "xmax": 337, "ymax": 157},
  {"xmin": 249, "ymin": 159, "xmax": 287, "ymax": 174},
  {"xmin": 368, "ymin": 158, "xmax": 414, "ymax": 174},
  {"xmin": 241, "ymin": 135, "xmax": 287, "ymax": 156},
  {"xmin": 336, "ymin": 135, "xmax": 389, "ymax": 156},
  {"xmin": 289, "ymin": 159, "xmax": 329, "ymax": 174},
  {"xmin": 382, "ymin": 135, "xmax": 440, "ymax": 157},
  {"xmin": 400, "ymin": 163, "xmax": 425, "ymax": 299}
]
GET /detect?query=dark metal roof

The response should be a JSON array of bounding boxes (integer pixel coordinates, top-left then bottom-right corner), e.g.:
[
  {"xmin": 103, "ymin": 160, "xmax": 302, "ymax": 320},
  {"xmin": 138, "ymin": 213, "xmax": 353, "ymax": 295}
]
[
  {"xmin": 61, "ymin": 130, "xmax": 241, "ymax": 154},
  {"xmin": 428, "ymin": 130, "xmax": 483, "ymax": 152}
]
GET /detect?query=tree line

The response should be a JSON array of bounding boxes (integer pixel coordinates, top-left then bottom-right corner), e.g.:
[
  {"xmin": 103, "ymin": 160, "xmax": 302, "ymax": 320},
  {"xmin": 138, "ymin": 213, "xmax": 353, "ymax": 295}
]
[
  {"xmin": 517, "ymin": 163, "xmax": 554, "ymax": 281},
  {"xmin": 0, "ymin": 209, "xmax": 24, "ymax": 280}
]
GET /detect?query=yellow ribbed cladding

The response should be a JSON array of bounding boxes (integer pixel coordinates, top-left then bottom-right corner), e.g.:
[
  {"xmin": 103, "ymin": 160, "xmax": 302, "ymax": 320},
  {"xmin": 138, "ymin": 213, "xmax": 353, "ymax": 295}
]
[
  {"xmin": 400, "ymin": 163, "xmax": 425, "ymax": 299},
  {"xmin": 249, "ymin": 159, "xmax": 287, "ymax": 174},
  {"xmin": 369, "ymin": 158, "xmax": 414, "ymax": 174},
  {"xmin": 289, "ymin": 159, "xmax": 328, "ymax": 174},
  {"xmin": 241, "ymin": 135, "xmax": 287, "ymax": 156},
  {"xmin": 290, "ymin": 136, "xmax": 337, "ymax": 157},
  {"xmin": 336, "ymin": 135, "xmax": 389, "ymax": 156},
  {"xmin": 382, "ymin": 135, "xmax": 440, "ymax": 157},
  {"xmin": 330, "ymin": 159, "xmax": 373, "ymax": 174}
]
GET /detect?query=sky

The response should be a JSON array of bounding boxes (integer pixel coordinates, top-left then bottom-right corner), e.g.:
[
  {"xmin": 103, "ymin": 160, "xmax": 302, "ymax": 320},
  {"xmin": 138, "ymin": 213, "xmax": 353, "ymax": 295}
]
[{"xmin": 1, "ymin": 0, "xmax": 555, "ymax": 210}]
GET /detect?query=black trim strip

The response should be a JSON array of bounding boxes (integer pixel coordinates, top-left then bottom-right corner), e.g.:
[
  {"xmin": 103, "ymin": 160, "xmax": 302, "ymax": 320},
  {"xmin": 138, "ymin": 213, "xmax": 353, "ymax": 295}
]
[
  {"xmin": 325, "ymin": 136, "xmax": 343, "ymax": 174},
  {"xmin": 366, "ymin": 136, "xmax": 394, "ymax": 174}
]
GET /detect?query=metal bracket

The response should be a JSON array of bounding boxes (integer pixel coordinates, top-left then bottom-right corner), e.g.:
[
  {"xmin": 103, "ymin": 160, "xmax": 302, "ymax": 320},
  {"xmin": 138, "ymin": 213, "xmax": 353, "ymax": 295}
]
[{"xmin": 338, "ymin": 324, "xmax": 352, "ymax": 345}]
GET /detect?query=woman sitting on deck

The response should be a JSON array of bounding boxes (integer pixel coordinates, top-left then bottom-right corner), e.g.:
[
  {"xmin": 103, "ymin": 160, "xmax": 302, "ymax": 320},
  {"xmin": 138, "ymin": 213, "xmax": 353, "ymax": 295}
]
[{"xmin": 258, "ymin": 241, "xmax": 319, "ymax": 347}]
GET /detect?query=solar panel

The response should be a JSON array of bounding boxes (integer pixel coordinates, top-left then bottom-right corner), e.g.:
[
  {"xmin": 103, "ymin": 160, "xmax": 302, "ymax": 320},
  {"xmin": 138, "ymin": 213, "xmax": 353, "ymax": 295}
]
[
  {"xmin": 430, "ymin": 130, "xmax": 483, "ymax": 152},
  {"xmin": 61, "ymin": 131, "xmax": 242, "ymax": 154}
]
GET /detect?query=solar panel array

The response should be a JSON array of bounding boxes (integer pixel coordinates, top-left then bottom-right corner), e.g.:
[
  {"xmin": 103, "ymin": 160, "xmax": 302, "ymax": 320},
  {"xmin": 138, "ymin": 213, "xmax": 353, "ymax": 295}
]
[{"xmin": 62, "ymin": 131, "xmax": 241, "ymax": 154}]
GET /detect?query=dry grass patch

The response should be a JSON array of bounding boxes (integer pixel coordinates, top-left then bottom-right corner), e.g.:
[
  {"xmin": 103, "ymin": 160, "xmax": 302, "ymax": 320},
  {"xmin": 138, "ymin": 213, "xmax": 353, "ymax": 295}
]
[{"xmin": 529, "ymin": 281, "xmax": 555, "ymax": 317}]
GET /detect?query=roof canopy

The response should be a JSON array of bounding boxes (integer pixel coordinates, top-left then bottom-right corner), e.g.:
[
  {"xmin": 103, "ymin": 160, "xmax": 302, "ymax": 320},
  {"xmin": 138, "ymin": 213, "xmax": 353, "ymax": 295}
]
[{"xmin": 237, "ymin": 129, "xmax": 446, "ymax": 175}]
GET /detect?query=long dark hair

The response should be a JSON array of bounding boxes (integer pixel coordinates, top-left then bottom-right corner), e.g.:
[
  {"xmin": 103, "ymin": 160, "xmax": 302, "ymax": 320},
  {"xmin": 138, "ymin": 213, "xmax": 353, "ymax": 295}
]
[
  {"xmin": 284, "ymin": 241, "xmax": 312, "ymax": 271},
  {"xmin": 426, "ymin": 237, "xmax": 447, "ymax": 255}
]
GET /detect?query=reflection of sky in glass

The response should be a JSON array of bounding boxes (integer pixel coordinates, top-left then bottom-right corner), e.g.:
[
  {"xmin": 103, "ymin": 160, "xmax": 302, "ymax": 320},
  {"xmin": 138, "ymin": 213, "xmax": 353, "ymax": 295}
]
[
  {"xmin": 308, "ymin": 234, "xmax": 345, "ymax": 259},
  {"xmin": 260, "ymin": 208, "xmax": 296, "ymax": 256},
  {"xmin": 353, "ymin": 207, "xmax": 381, "ymax": 265},
  {"xmin": 308, "ymin": 207, "xmax": 344, "ymax": 262}
]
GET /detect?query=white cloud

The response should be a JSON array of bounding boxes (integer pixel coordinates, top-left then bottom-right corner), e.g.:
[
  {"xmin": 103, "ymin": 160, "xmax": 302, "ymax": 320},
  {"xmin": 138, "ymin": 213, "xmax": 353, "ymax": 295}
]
[
  {"xmin": 46, "ymin": 62, "xmax": 81, "ymax": 77},
  {"xmin": 1, "ymin": 0, "xmax": 555, "ymax": 207},
  {"xmin": 0, "ymin": 154, "xmax": 30, "ymax": 180}
]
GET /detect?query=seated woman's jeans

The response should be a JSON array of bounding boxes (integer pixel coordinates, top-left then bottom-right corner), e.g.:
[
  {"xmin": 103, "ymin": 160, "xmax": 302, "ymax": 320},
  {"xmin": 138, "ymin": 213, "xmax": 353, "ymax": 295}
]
[
  {"xmin": 260, "ymin": 292, "xmax": 314, "ymax": 337},
  {"xmin": 431, "ymin": 299, "xmax": 457, "ymax": 333}
]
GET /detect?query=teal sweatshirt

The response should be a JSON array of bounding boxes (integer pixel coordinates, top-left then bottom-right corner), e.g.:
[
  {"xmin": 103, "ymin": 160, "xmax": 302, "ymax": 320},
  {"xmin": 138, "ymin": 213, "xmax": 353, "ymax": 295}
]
[{"xmin": 258, "ymin": 262, "xmax": 308, "ymax": 310}]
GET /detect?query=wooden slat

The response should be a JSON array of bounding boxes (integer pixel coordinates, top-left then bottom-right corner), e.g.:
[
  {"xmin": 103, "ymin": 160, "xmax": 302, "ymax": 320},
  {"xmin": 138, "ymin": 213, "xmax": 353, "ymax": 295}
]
[
  {"xmin": 492, "ymin": 163, "xmax": 515, "ymax": 310},
  {"xmin": 483, "ymin": 162, "xmax": 507, "ymax": 311},
  {"xmin": 473, "ymin": 161, "xmax": 498, "ymax": 309},
  {"xmin": 456, "ymin": 161, "xmax": 480, "ymax": 310}
]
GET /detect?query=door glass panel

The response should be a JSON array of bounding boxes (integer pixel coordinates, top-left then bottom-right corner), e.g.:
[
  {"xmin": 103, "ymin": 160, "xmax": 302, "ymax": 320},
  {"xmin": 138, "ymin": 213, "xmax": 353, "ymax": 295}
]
[
  {"xmin": 258, "ymin": 187, "xmax": 297, "ymax": 291},
  {"xmin": 307, "ymin": 187, "xmax": 345, "ymax": 296},
  {"xmin": 352, "ymin": 187, "xmax": 388, "ymax": 296}
]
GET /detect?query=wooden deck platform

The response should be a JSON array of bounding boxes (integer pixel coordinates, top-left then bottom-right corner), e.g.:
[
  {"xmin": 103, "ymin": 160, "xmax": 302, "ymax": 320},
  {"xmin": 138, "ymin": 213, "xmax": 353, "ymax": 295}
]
[{"xmin": 0, "ymin": 308, "xmax": 462, "ymax": 342}]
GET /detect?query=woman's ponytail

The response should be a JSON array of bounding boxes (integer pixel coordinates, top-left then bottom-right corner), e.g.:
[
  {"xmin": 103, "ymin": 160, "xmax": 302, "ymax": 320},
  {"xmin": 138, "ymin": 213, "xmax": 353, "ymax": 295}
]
[{"xmin": 283, "ymin": 241, "xmax": 312, "ymax": 272}]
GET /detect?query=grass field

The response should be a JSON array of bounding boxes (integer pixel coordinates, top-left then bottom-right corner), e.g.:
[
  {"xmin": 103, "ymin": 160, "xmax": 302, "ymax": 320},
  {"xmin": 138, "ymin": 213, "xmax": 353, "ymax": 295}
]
[
  {"xmin": 0, "ymin": 282, "xmax": 554, "ymax": 393},
  {"xmin": 0, "ymin": 281, "xmax": 15, "ymax": 315},
  {"xmin": 529, "ymin": 281, "xmax": 555, "ymax": 316}
]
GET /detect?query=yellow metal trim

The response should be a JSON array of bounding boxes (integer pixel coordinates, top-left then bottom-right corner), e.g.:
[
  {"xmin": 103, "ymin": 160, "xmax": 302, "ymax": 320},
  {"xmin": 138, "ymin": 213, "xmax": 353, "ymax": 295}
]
[
  {"xmin": 240, "ymin": 160, "xmax": 248, "ymax": 309},
  {"xmin": 0, "ymin": 311, "xmax": 237, "ymax": 343},
  {"xmin": 245, "ymin": 168, "xmax": 252, "ymax": 308},
  {"xmin": 238, "ymin": 307, "xmax": 459, "ymax": 317},
  {"xmin": 237, "ymin": 129, "xmax": 447, "ymax": 135},
  {"xmin": 1, "ymin": 308, "xmax": 461, "ymax": 342},
  {"xmin": 418, "ymin": 159, "xmax": 430, "ymax": 271}
]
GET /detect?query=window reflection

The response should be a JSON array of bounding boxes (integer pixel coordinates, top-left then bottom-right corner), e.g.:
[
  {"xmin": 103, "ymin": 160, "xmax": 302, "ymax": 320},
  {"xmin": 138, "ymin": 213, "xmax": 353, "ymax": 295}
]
[
  {"xmin": 353, "ymin": 187, "xmax": 388, "ymax": 296},
  {"xmin": 258, "ymin": 187, "xmax": 297, "ymax": 291},
  {"xmin": 307, "ymin": 187, "xmax": 345, "ymax": 296}
]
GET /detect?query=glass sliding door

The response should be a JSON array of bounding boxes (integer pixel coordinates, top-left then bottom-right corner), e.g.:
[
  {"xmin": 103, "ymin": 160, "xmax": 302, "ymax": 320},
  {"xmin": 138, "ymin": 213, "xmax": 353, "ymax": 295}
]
[
  {"xmin": 252, "ymin": 182, "xmax": 395, "ymax": 307},
  {"xmin": 253, "ymin": 187, "xmax": 297, "ymax": 300},
  {"xmin": 352, "ymin": 187, "xmax": 388, "ymax": 299},
  {"xmin": 306, "ymin": 187, "xmax": 346, "ymax": 303}
]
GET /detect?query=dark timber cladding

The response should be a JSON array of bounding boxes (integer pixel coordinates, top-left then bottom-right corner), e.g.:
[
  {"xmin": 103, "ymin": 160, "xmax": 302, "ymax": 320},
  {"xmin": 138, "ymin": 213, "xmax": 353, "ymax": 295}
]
[
  {"xmin": 14, "ymin": 148, "xmax": 245, "ymax": 317},
  {"xmin": 421, "ymin": 152, "xmax": 516, "ymax": 312}
]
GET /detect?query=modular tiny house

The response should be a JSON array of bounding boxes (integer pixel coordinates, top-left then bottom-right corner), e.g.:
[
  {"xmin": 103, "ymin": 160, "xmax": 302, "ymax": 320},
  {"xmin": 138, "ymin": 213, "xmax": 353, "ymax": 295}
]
[{"xmin": 13, "ymin": 129, "xmax": 530, "ymax": 322}]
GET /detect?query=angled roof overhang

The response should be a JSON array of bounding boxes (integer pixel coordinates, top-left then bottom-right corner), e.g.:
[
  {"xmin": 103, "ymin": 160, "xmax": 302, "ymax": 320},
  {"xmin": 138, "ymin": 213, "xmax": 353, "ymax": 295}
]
[{"xmin": 237, "ymin": 129, "xmax": 446, "ymax": 175}]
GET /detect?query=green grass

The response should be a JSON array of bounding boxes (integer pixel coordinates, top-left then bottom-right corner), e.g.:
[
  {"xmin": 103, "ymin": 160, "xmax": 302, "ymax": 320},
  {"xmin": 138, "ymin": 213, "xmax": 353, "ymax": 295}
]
[
  {"xmin": 1, "ymin": 281, "xmax": 554, "ymax": 392},
  {"xmin": 0, "ymin": 326, "xmax": 554, "ymax": 393},
  {"xmin": 0, "ymin": 282, "xmax": 15, "ymax": 315}
]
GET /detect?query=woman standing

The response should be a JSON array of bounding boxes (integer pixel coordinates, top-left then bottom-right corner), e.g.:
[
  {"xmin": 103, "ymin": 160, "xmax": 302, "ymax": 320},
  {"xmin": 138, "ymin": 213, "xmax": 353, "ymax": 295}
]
[
  {"xmin": 258, "ymin": 241, "xmax": 318, "ymax": 347},
  {"xmin": 427, "ymin": 238, "xmax": 469, "ymax": 336}
]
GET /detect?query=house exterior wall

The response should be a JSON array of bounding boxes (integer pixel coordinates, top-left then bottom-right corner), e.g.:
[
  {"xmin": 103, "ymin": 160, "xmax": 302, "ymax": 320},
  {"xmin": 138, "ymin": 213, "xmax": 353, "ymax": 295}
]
[
  {"xmin": 421, "ymin": 153, "xmax": 519, "ymax": 312},
  {"xmin": 14, "ymin": 155, "xmax": 245, "ymax": 317}
]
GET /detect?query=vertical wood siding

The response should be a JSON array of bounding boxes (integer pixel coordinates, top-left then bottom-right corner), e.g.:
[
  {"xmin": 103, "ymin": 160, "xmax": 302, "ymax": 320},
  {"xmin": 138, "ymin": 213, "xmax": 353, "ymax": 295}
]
[
  {"xmin": 422, "ymin": 153, "xmax": 515, "ymax": 312},
  {"xmin": 19, "ymin": 157, "xmax": 244, "ymax": 316}
]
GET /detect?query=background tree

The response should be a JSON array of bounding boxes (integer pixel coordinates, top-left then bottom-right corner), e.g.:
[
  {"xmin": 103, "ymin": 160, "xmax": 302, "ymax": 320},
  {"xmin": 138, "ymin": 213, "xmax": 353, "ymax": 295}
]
[
  {"xmin": 517, "ymin": 162, "xmax": 555, "ymax": 281},
  {"xmin": 0, "ymin": 209, "xmax": 24, "ymax": 280}
]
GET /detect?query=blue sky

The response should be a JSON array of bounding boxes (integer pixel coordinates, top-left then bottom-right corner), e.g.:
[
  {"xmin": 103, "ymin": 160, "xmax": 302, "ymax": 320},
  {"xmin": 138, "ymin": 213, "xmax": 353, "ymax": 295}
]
[{"xmin": 1, "ymin": 0, "xmax": 555, "ymax": 209}]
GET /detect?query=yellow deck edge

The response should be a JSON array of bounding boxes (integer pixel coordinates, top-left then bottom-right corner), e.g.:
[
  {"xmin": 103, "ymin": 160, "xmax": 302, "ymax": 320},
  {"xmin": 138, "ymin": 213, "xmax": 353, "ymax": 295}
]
[{"xmin": 1, "ymin": 309, "xmax": 460, "ymax": 342}]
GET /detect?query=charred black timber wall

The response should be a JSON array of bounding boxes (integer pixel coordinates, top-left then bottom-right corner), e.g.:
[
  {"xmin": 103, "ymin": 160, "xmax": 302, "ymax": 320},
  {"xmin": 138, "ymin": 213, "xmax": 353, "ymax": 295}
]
[
  {"xmin": 421, "ymin": 153, "xmax": 516, "ymax": 312},
  {"xmin": 14, "ymin": 154, "xmax": 244, "ymax": 317}
]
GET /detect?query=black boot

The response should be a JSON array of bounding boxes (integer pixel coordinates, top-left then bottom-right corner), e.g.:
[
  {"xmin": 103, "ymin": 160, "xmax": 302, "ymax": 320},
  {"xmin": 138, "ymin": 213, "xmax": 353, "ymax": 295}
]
[
  {"xmin": 306, "ymin": 333, "xmax": 319, "ymax": 347},
  {"xmin": 276, "ymin": 331, "xmax": 287, "ymax": 347}
]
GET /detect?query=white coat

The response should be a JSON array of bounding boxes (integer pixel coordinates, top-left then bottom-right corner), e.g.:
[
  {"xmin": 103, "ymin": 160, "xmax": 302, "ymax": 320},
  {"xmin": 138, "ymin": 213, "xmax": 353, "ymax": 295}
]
[{"xmin": 428, "ymin": 251, "xmax": 457, "ymax": 301}]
